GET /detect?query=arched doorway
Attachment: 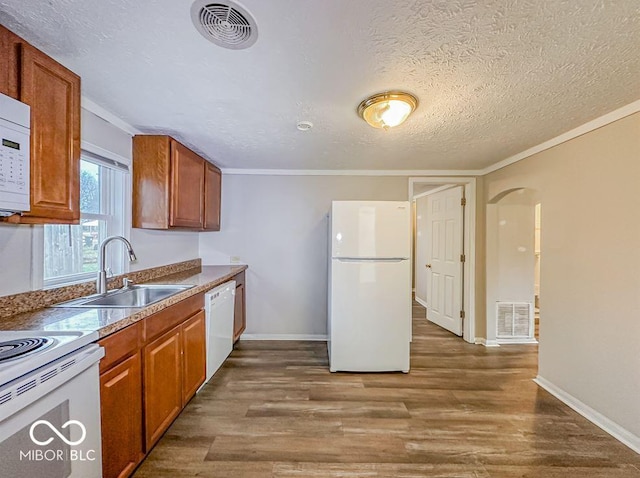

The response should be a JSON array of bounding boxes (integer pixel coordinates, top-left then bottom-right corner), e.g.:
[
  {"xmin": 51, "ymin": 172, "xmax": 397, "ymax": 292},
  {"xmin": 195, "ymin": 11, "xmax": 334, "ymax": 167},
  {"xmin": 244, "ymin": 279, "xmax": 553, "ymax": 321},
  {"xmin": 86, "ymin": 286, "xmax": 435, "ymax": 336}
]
[{"xmin": 486, "ymin": 188, "xmax": 540, "ymax": 346}]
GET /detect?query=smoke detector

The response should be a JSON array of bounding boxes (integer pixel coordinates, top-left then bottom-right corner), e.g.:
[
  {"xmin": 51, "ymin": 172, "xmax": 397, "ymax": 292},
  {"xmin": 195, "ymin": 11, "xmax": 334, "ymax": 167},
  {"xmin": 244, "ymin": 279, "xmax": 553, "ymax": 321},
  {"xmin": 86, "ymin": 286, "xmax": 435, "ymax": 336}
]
[{"xmin": 191, "ymin": 1, "xmax": 258, "ymax": 50}]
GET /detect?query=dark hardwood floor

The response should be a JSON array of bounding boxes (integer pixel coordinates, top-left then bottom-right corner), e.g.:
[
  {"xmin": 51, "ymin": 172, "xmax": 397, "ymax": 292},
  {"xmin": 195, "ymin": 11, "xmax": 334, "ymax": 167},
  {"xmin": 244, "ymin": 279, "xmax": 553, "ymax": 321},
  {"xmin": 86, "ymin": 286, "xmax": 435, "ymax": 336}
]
[{"xmin": 133, "ymin": 301, "xmax": 640, "ymax": 477}]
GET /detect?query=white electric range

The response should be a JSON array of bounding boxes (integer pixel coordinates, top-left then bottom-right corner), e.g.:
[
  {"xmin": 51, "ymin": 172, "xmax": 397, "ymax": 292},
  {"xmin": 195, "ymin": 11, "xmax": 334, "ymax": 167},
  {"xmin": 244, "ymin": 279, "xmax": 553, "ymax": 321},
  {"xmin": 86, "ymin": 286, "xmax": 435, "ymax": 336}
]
[{"xmin": 0, "ymin": 330, "xmax": 104, "ymax": 478}]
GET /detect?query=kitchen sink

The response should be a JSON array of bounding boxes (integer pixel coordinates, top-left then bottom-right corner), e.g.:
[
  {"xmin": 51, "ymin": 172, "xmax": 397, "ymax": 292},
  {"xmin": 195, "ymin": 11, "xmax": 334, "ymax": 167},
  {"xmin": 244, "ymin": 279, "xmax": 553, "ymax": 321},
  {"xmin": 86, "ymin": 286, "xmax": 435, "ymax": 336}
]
[{"xmin": 51, "ymin": 284, "xmax": 195, "ymax": 308}]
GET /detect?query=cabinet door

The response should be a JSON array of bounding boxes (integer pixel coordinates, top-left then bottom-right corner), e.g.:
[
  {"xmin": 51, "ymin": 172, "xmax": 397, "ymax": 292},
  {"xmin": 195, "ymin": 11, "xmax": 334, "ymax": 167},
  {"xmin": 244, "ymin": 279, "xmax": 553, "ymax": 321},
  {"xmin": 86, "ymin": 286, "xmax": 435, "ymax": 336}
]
[
  {"xmin": 181, "ymin": 310, "xmax": 206, "ymax": 405},
  {"xmin": 233, "ymin": 283, "xmax": 246, "ymax": 342},
  {"xmin": 20, "ymin": 42, "xmax": 80, "ymax": 223},
  {"xmin": 169, "ymin": 141, "xmax": 204, "ymax": 228},
  {"xmin": 100, "ymin": 353, "xmax": 144, "ymax": 478},
  {"xmin": 203, "ymin": 162, "xmax": 221, "ymax": 231},
  {"xmin": 143, "ymin": 326, "xmax": 183, "ymax": 449}
]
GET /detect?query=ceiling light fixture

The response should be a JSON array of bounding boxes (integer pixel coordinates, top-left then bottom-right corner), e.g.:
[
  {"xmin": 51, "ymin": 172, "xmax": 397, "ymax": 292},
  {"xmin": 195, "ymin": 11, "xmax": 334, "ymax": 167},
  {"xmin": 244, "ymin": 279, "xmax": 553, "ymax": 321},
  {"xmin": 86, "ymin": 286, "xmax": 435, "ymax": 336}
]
[{"xmin": 357, "ymin": 91, "xmax": 418, "ymax": 130}]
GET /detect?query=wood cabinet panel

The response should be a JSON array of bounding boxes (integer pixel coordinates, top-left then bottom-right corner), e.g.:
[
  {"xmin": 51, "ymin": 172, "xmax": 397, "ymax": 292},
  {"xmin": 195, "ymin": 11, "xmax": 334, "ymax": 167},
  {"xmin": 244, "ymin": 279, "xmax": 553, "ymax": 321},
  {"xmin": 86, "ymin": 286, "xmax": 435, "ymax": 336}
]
[
  {"xmin": 0, "ymin": 26, "xmax": 19, "ymax": 98},
  {"xmin": 0, "ymin": 26, "xmax": 9, "ymax": 96},
  {"xmin": 169, "ymin": 141, "xmax": 204, "ymax": 228},
  {"xmin": 132, "ymin": 135, "xmax": 221, "ymax": 231},
  {"xmin": 203, "ymin": 162, "xmax": 221, "ymax": 231},
  {"xmin": 98, "ymin": 322, "xmax": 142, "ymax": 373},
  {"xmin": 18, "ymin": 42, "xmax": 80, "ymax": 222},
  {"xmin": 132, "ymin": 135, "xmax": 171, "ymax": 229},
  {"xmin": 143, "ymin": 293, "xmax": 203, "ymax": 343},
  {"xmin": 144, "ymin": 326, "xmax": 183, "ymax": 450},
  {"xmin": 181, "ymin": 310, "xmax": 206, "ymax": 405},
  {"xmin": 100, "ymin": 352, "xmax": 144, "ymax": 478},
  {"xmin": 233, "ymin": 275, "xmax": 246, "ymax": 342}
]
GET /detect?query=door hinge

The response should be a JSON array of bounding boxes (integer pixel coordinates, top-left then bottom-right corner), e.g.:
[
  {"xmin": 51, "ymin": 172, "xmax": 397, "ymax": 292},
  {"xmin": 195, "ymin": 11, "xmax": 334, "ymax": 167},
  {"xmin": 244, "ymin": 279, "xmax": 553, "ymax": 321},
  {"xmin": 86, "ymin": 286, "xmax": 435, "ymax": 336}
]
[
  {"xmin": 461, "ymin": 197, "xmax": 466, "ymax": 206},
  {"xmin": 460, "ymin": 254, "xmax": 466, "ymax": 263},
  {"xmin": 460, "ymin": 310, "xmax": 465, "ymax": 319}
]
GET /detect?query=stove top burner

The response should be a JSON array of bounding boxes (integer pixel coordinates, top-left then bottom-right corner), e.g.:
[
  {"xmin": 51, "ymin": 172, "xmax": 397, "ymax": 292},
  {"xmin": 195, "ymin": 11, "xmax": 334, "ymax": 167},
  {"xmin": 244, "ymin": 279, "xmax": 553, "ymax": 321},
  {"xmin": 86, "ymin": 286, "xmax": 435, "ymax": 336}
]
[{"xmin": 0, "ymin": 337, "xmax": 53, "ymax": 362}]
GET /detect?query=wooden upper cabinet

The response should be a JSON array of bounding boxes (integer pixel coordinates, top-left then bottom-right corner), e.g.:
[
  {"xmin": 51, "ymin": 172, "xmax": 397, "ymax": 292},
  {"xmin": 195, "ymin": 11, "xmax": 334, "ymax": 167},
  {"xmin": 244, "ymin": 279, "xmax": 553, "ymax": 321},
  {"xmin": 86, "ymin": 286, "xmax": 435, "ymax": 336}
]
[
  {"xmin": 170, "ymin": 141, "xmax": 204, "ymax": 228},
  {"xmin": 0, "ymin": 26, "xmax": 19, "ymax": 98},
  {"xmin": 0, "ymin": 26, "xmax": 81, "ymax": 224},
  {"xmin": 22, "ymin": 43, "xmax": 81, "ymax": 223},
  {"xmin": 203, "ymin": 161, "xmax": 221, "ymax": 231},
  {"xmin": 0, "ymin": 26, "xmax": 10, "ymax": 95},
  {"xmin": 133, "ymin": 135, "xmax": 221, "ymax": 230}
]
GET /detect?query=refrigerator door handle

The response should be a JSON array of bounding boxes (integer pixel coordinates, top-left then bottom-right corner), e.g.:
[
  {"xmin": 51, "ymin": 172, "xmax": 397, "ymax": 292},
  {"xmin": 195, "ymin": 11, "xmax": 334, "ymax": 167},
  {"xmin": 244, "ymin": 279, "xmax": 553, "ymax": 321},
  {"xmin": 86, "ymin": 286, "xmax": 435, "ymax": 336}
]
[{"xmin": 335, "ymin": 258, "xmax": 409, "ymax": 263}]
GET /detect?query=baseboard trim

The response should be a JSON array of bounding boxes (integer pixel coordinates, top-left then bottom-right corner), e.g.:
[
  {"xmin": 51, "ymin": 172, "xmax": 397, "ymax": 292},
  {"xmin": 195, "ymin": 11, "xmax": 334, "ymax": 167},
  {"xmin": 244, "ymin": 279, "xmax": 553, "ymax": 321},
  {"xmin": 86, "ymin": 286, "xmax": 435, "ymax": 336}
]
[
  {"xmin": 474, "ymin": 338, "xmax": 500, "ymax": 347},
  {"xmin": 414, "ymin": 296, "xmax": 428, "ymax": 309},
  {"xmin": 497, "ymin": 338, "xmax": 538, "ymax": 345},
  {"xmin": 240, "ymin": 334, "xmax": 328, "ymax": 341},
  {"xmin": 534, "ymin": 375, "xmax": 640, "ymax": 454}
]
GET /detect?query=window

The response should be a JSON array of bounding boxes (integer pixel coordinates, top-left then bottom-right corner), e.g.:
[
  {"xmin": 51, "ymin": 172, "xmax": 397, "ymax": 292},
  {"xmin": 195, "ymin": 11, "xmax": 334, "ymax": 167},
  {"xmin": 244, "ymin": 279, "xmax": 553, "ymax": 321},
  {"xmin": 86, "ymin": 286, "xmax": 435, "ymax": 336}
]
[{"xmin": 44, "ymin": 155, "xmax": 128, "ymax": 286}]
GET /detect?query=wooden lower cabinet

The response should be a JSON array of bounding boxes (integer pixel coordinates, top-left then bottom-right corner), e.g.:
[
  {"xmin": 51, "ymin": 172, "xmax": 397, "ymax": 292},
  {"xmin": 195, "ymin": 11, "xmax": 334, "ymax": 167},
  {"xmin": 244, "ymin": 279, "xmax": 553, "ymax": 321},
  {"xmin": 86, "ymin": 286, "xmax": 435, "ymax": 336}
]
[
  {"xmin": 181, "ymin": 310, "xmax": 206, "ymax": 405},
  {"xmin": 143, "ymin": 325, "xmax": 183, "ymax": 450},
  {"xmin": 233, "ymin": 271, "xmax": 246, "ymax": 342},
  {"xmin": 99, "ymin": 353, "xmax": 144, "ymax": 478},
  {"xmin": 98, "ymin": 273, "xmax": 244, "ymax": 477}
]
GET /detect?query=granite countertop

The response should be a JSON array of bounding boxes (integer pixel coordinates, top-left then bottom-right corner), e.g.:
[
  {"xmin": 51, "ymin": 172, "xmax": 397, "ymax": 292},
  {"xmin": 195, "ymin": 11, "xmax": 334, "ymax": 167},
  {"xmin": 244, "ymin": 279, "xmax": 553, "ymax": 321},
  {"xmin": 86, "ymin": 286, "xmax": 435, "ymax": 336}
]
[{"xmin": 0, "ymin": 265, "xmax": 247, "ymax": 338}]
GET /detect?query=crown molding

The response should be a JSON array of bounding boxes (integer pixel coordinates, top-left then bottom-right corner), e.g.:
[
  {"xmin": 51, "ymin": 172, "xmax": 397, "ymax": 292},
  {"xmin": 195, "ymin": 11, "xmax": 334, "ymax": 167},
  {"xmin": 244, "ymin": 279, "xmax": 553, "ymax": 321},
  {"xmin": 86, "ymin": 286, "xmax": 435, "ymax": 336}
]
[
  {"xmin": 482, "ymin": 99, "xmax": 640, "ymax": 175},
  {"xmin": 221, "ymin": 168, "xmax": 484, "ymax": 176},
  {"xmin": 81, "ymin": 96, "xmax": 141, "ymax": 136},
  {"xmin": 82, "ymin": 96, "xmax": 638, "ymax": 177}
]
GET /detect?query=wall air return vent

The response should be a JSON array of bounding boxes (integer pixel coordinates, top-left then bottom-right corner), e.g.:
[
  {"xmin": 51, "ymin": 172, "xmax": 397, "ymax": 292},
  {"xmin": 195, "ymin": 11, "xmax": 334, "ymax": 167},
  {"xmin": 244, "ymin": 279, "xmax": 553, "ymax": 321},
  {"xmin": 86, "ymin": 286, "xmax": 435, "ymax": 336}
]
[
  {"xmin": 191, "ymin": 1, "xmax": 258, "ymax": 50},
  {"xmin": 496, "ymin": 302, "xmax": 535, "ymax": 342}
]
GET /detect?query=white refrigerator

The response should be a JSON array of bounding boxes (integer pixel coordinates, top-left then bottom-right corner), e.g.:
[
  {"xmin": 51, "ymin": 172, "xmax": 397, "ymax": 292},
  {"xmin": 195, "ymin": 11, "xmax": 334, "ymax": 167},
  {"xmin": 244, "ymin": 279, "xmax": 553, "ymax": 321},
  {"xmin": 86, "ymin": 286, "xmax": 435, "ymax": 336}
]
[{"xmin": 328, "ymin": 200, "xmax": 412, "ymax": 372}]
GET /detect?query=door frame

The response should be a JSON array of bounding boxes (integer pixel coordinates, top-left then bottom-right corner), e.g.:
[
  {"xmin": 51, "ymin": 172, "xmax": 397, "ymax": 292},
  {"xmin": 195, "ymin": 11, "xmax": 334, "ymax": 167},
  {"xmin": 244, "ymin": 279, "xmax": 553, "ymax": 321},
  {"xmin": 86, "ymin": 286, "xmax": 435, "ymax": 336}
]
[{"xmin": 409, "ymin": 177, "xmax": 477, "ymax": 344}]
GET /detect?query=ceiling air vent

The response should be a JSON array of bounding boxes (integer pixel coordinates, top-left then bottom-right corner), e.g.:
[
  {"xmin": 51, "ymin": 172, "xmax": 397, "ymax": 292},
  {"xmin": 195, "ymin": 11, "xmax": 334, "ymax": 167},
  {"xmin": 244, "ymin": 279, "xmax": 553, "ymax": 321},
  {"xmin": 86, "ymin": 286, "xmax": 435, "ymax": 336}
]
[{"xmin": 191, "ymin": 1, "xmax": 258, "ymax": 50}]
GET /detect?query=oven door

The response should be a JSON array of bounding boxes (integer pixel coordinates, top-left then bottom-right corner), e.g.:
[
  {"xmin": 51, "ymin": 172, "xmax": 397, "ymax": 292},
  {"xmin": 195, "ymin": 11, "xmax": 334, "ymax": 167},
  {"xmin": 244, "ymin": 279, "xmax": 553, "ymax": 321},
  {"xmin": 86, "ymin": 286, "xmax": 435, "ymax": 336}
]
[{"xmin": 0, "ymin": 344, "xmax": 104, "ymax": 478}]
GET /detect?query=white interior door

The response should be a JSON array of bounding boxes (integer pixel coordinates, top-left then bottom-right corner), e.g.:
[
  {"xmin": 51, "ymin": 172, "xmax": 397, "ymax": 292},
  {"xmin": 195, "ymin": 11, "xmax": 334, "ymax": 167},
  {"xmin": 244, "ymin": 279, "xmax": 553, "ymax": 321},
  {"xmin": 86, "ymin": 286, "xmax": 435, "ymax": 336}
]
[{"xmin": 426, "ymin": 186, "xmax": 464, "ymax": 336}]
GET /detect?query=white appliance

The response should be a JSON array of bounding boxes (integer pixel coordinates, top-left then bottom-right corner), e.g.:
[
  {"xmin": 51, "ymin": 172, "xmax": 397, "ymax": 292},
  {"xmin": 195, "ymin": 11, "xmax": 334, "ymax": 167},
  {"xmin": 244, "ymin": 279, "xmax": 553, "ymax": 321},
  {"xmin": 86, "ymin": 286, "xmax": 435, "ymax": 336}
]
[
  {"xmin": 200, "ymin": 281, "xmax": 236, "ymax": 390},
  {"xmin": 0, "ymin": 92, "xmax": 30, "ymax": 216},
  {"xmin": 328, "ymin": 201, "xmax": 412, "ymax": 373},
  {"xmin": 0, "ymin": 330, "xmax": 104, "ymax": 477}
]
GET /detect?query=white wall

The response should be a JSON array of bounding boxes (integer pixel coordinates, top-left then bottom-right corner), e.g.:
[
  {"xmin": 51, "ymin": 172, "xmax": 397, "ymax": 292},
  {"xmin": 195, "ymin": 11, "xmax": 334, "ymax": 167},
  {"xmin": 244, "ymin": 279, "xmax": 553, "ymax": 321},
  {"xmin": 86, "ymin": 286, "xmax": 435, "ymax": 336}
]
[
  {"xmin": 492, "ymin": 190, "xmax": 536, "ymax": 301},
  {"xmin": 199, "ymin": 174, "xmax": 408, "ymax": 337},
  {"xmin": 0, "ymin": 223, "xmax": 36, "ymax": 295},
  {"xmin": 0, "ymin": 107, "xmax": 199, "ymax": 297},
  {"xmin": 483, "ymin": 112, "xmax": 640, "ymax": 444},
  {"xmin": 129, "ymin": 229, "xmax": 199, "ymax": 271}
]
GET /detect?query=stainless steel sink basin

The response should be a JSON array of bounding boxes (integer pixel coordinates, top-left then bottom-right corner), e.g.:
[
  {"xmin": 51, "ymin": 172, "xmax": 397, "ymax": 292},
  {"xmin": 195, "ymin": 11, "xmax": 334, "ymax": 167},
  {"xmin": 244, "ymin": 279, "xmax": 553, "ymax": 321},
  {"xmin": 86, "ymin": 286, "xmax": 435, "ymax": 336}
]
[{"xmin": 51, "ymin": 284, "xmax": 195, "ymax": 308}]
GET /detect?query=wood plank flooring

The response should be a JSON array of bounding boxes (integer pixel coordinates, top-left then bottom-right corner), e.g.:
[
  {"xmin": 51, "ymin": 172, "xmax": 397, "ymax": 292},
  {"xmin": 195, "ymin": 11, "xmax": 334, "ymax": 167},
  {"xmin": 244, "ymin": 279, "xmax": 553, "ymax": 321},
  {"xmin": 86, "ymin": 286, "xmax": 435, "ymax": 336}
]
[{"xmin": 133, "ymin": 302, "xmax": 640, "ymax": 477}]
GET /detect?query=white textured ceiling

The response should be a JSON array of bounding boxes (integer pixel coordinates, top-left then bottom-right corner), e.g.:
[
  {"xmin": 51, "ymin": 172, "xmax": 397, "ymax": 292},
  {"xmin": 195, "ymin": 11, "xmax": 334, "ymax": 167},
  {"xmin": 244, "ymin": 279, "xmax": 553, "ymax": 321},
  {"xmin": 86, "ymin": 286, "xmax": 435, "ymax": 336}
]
[{"xmin": 1, "ymin": 0, "xmax": 638, "ymax": 170}]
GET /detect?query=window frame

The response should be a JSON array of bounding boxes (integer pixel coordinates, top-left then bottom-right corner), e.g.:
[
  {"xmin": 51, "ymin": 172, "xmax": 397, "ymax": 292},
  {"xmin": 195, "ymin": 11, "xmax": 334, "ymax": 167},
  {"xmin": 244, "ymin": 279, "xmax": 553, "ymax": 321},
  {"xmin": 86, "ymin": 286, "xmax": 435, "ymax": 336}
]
[{"xmin": 42, "ymin": 151, "xmax": 130, "ymax": 288}]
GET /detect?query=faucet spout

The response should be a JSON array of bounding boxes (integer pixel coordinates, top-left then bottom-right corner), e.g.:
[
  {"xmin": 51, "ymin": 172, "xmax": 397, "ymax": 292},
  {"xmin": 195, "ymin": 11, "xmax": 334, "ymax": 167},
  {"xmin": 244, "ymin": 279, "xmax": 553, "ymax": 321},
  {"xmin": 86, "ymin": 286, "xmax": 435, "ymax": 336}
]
[{"xmin": 96, "ymin": 236, "xmax": 137, "ymax": 294}]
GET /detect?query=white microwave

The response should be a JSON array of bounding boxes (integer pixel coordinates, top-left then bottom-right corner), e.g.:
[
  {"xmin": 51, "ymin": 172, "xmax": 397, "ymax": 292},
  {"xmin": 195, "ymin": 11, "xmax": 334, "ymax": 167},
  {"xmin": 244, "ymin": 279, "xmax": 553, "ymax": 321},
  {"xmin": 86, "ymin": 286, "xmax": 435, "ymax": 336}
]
[{"xmin": 0, "ymin": 92, "xmax": 30, "ymax": 216}]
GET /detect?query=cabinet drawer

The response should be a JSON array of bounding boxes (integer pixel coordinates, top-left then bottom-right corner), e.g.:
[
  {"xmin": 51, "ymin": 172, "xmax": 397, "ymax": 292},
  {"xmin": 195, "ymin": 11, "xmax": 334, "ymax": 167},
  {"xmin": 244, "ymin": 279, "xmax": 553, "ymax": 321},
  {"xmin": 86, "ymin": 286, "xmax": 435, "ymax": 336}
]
[
  {"xmin": 98, "ymin": 322, "xmax": 142, "ymax": 373},
  {"xmin": 143, "ymin": 293, "xmax": 203, "ymax": 343}
]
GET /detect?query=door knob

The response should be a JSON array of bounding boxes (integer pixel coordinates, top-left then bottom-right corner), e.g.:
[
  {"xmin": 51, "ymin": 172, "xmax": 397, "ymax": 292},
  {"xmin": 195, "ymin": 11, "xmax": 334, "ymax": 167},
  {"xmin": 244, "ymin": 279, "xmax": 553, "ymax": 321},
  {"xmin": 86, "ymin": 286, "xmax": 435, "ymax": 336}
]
[{"xmin": 425, "ymin": 264, "xmax": 432, "ymax": 268}]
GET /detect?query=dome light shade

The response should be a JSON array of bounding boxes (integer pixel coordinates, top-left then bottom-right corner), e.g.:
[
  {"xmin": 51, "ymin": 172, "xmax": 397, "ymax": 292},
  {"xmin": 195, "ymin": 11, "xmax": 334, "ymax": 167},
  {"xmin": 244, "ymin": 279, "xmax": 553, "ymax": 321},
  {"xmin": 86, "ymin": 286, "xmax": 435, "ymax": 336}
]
[{"xmin": 357, "ymin": 91, "xmax": 418, "ymax": 129}]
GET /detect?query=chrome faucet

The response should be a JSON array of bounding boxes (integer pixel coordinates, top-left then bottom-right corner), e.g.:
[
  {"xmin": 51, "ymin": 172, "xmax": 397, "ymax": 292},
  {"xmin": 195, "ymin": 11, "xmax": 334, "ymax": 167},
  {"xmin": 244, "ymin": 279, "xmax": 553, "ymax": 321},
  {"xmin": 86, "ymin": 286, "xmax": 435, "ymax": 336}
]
[{"xmin": 96, "ymin": 236, "xmax": 137, "ymax": 294}]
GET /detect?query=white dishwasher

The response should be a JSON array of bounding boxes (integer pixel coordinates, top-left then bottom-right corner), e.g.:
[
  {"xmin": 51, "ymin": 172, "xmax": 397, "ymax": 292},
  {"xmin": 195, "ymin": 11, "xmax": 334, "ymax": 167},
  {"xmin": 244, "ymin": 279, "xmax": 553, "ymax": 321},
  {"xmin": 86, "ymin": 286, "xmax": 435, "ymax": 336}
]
[{"xmin": 201, "ymin": 281, "xmax": 236, "ymax": 389}]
